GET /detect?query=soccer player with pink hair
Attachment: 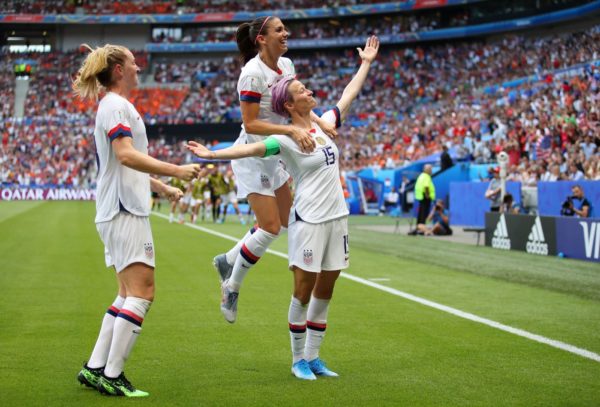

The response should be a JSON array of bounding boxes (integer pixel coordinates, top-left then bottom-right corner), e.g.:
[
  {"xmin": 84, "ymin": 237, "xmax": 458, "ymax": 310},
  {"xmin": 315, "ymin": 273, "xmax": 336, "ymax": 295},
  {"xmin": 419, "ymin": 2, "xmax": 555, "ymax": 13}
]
[
  {"xmin": 188, "ymin": 36, "xmax": 379, "ymax": 380},
  {"xmin": 213, "ymin": 16, "xmax": 338, "ymax": 324}
]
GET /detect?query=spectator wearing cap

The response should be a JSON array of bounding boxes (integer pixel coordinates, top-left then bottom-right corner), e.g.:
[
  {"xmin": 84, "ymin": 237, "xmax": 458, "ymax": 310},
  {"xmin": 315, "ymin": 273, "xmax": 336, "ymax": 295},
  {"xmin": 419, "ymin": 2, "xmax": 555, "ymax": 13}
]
[{"xmin": 485, "ymin": 167, "xmax": 502, "ymax": 212}]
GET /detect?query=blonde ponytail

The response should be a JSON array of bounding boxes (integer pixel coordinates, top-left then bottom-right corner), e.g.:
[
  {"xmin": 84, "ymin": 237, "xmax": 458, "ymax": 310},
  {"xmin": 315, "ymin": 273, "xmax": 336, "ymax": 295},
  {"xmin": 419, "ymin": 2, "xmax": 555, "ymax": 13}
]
[{"xmin": 72, "ymin": 43, "xmax": 129, "ymax": 100}]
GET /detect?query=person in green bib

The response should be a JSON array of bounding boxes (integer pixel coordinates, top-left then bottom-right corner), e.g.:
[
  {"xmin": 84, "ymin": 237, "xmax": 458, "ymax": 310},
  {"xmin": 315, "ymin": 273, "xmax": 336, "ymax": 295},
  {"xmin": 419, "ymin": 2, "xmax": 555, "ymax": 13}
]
[{"xmin": 414, "ymin": 164, "xmax": 435, "ymax": 227}]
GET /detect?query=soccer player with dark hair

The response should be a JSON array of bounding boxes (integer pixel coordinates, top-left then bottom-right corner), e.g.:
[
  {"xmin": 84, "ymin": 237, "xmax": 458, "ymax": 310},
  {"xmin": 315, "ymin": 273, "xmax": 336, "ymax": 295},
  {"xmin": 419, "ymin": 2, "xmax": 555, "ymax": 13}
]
[{"xmin": 188, "ymin": 36, "xmax": 379, "ymax": 380}]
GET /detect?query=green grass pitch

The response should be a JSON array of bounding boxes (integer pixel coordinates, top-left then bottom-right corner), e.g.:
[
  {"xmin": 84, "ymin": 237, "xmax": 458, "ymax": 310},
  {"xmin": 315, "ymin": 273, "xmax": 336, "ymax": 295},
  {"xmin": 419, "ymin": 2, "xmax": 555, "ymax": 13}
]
[{"xmin": 1, "ymin": 201, "xmax": 599, "ymax": 406}]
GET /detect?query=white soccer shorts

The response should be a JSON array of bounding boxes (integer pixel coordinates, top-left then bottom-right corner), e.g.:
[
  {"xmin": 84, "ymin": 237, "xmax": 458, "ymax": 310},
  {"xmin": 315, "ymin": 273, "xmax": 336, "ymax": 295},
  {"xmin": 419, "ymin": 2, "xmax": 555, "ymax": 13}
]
[
  {"xmin": 221, "ymin": 191, "xmax": 238, "ymax": 205},
  {"xmin": 181, "ymin": 193, "xmax": 195, "ymax": 206},
  {"xmin": 96, "ymin": 212, "xmax": 155, "ymax": 273},
  {"xmin": 232, "ymin": 157, "xmax": 289, "ymax": 199},
  {"xmin": 288, "ymin": 216, "xmax": 349, "ymax": 273}
]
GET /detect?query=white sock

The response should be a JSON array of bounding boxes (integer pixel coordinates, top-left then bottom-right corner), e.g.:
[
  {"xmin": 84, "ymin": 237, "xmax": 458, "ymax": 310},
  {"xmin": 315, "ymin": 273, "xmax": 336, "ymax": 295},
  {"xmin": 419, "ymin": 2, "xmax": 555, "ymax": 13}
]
[
  {"xmin": 305, "ymin": 296, "xmax": 330, "ymax": 362},
  {"xmin": 104, "ymin": 297, "xmax": 152, "ymax": 378},
  {"xmin": 288, "ymin": 296, "xmax": 308, "ymax": 363},
  {"xmin": 227, "ymin": 228, "xmax": 278, "ymax": 292},
  {"xmin": 225, "ymin": 225, "xmax": 257, "ymax": 266},
  {"xmin": 87, "ymin": 295, "xmax": 125, "ymax": 369}
]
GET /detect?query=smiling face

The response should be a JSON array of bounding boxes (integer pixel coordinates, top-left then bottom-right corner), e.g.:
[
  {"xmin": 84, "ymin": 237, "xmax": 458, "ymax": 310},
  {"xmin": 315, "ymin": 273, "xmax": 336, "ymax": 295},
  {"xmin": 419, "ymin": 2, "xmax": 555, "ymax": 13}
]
[
  {"xmin": 258, "ymin": 17, "xmax": 289, "ymax": 57},
  {"xmin": 284, "ymin": 80, "xmax": 317, "ymax": 117}
]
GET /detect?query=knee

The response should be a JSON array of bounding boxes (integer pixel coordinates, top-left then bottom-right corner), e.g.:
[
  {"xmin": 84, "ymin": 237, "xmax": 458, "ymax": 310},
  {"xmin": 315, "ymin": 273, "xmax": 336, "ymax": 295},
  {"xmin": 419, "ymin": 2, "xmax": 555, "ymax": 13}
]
[
  {"xmin": 293, "ymin": 277, "xmax": 315, "ymax": 304},
  {"xmin": 130, "ymin": 279, "xmax": 155, "ymax": 302},
  {"xmin": 293, "ymin": 287, "xmax": 311, "ymax": 304},
  {"xmin": 259, "ymin": 219, "xmax": 281, "ymax": 235},
  {"xmin": 139, "ymin": 282, "xmax": 155, "ymax": 302}
]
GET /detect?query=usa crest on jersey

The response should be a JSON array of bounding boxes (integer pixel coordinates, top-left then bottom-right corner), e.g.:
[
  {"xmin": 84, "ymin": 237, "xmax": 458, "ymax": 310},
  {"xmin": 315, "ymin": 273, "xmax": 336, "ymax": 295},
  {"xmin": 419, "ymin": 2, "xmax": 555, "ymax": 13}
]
[
  {"xmin": 303, "ymin": 249, "xmax": 313, "ymax": 265},
  {"xmin": 144, "ymin": 243, "xmax": 154, "ymax": 259},
  {"xmin": 260, "ymin": 174, "xmax": 271, "ymax": 188}
]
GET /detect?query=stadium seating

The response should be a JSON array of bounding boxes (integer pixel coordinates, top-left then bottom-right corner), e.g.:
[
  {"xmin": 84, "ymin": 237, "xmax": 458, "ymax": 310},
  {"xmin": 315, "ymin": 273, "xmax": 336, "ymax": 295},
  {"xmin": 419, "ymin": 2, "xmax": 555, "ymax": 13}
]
[{"xmin": 0, "ymin": 14, "xmax": 598, "ymax": 187}]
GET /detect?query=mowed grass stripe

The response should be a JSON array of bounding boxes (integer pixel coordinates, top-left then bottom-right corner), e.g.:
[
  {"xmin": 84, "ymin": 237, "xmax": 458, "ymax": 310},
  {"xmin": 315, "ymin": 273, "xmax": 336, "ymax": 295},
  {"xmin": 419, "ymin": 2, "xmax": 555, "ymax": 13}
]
[{"xmin": 152, "ymin": 211, "xmax": 600, "ymax": 364}]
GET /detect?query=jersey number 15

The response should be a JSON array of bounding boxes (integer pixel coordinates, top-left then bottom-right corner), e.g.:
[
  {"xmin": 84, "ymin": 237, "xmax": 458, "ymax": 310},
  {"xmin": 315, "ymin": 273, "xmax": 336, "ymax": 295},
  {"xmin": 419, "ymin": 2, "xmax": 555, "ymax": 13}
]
[{"xmin": 322, "ymin": 146, "xmax": 335, "ymax": 166}]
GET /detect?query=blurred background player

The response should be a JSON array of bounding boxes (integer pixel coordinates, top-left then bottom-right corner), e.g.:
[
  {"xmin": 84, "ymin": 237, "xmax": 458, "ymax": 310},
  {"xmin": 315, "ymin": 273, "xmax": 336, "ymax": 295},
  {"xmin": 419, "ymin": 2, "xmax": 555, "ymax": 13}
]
[
  {"xmin": 207, "ymin": 164, "xmax": 227, "ymax": 222},
  {"xmin": 178, "ymin": 180, "xmax": 195, "ymax": 223},
  {"xmin": 168, "ymin": 176, "xmax": 187, "ymax": 223},
  {"xmin": 187, "ymin": 35, "xmax": 379, "ymax": 379},
  {"xmin": 190, "ymin": 167, "xmax": 209, "ymax": 224},
  {"xmin": 73, "ymin": 43, "xmax": 199, "ymax": 397},
  {"xmin": 150, "ymin": 177, "xmax": 162, "ymax": 212},
  {"xmin": 219, "ymin": 168, "xmax": 246, "ymax": 224}
]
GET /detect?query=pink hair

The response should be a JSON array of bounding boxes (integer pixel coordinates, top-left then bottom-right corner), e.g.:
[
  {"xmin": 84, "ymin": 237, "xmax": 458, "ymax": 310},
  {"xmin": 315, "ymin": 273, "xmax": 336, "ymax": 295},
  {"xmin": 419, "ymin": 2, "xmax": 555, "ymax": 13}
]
[{"xmin": 271, "ymin": 76, "xmax": 295, "ymax": 117}]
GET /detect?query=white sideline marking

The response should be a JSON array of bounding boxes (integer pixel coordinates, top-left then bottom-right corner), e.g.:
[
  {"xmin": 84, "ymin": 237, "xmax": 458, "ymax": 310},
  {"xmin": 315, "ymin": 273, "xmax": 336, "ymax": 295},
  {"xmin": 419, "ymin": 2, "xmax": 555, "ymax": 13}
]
[
  {"xmin": 152, "ymin": 212, "xmax": 600, "ymax": 363},
  {"xmin": 369, "ymin": 278, "xmax": 391, "ymax": 282}
]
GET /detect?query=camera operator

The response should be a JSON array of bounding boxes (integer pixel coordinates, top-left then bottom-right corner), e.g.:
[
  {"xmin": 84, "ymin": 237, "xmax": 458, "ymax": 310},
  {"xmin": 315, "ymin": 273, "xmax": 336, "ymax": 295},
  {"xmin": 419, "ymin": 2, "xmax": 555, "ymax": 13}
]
[
  {"xmin": 561, "ymin": 185, "xmax": 591, "ymax": 218},
  {"xmin": 417, "ymin": 199, "xmax": 453, "ymax": 236},
  {"xmin": 500, "ymin": 193, "xmax": 521, "ymax": 214}
]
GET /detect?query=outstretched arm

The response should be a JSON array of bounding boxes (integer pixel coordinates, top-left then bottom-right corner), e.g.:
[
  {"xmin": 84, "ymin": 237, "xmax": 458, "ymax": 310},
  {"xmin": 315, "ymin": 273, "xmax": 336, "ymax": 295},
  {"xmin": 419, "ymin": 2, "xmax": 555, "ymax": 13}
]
[
  {"xmin": 336, "ymin": 36, "xmax": 379, "ymax": 121},
  {"xmin": 186, "ymin": 140, "xmax": 266, "ymax": 160}
]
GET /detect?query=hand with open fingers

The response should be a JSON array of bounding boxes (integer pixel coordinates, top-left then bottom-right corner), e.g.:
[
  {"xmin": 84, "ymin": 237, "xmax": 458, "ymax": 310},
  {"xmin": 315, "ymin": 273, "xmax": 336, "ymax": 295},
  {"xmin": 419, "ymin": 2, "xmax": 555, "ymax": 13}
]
[
  {"xmin": 319, "ymin": 119, "xmax": 338, "ymax": 139},
  {"xmin": 357, "ymin": 35, "xmax": 379, "ymax": 63},
  {"xmin": 177, "ymin": 164, "xmax": 201, "ymax": 181},
  {"xmin": 186, "ymin": 140, "xmax": 215, "ymax": 160},
  {"xmin": 164, "ymin": 185, "xmax": 184, "ymax": 202},
  {"xmin": 289, "ymin": 126, "xmax": 316, "ymax": 153}
]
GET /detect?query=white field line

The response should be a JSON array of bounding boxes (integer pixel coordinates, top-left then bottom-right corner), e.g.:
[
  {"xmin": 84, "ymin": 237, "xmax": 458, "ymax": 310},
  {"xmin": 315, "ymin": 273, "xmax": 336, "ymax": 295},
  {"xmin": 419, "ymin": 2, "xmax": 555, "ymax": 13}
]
[
  {"xmin": 152, "ymin": 212, "xmax": 600, "ymax": 363},
  {"xmin": 368, "ymin": 278, "xmax": 391, "ymax": 282}
]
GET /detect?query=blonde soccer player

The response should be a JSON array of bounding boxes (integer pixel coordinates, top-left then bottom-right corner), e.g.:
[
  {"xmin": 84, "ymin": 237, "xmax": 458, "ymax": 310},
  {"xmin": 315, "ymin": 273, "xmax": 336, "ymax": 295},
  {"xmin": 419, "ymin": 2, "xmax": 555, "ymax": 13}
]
[
  {"xmin": 188, "ymin": 36, "xmax": 379, "ymax": 380},
  {"xmin": 73, "ymin": 44, "xmax": 200, "ymax": 397}
]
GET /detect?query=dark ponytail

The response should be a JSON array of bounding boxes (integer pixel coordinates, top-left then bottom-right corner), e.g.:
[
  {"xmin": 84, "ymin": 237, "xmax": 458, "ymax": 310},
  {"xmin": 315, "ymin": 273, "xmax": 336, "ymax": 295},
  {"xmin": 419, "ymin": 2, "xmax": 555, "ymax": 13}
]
[{"xmin": 236, "ymin": 16, "xmax": 272, "ymax": 65}]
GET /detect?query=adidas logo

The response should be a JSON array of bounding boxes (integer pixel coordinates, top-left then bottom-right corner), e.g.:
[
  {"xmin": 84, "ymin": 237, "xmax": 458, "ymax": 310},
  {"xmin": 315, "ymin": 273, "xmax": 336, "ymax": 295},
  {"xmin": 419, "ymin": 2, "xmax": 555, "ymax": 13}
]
[
  {"xmin": 491, "ymin": 214, "xmax": 510, "ymax": 250},
  {"xmin": 526, "ymin": 216, "xmax": 549, "ymax": 255}
]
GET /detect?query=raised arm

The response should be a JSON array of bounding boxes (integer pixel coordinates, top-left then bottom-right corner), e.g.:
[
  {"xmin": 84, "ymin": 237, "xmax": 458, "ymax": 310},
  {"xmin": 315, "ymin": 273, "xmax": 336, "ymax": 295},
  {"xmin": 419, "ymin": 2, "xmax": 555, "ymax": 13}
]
[
  {"xmin": 186, "ymin": 140, "xmax": 267, "ymax": 160},
  {"xmin": 336, "ymin": 36, "xmax": 379, "ymax": 121}
]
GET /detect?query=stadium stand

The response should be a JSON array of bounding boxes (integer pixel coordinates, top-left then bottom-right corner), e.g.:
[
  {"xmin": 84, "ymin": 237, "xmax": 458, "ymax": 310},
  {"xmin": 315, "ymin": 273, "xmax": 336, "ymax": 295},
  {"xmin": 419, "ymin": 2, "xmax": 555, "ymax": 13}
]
[
  {"xmin": 0, "ymin": 0, "xmax": 397, "ymax": 15},
  {"xmin": 0, "ymin": 1, "xmax": 598, "ymax": 190}
]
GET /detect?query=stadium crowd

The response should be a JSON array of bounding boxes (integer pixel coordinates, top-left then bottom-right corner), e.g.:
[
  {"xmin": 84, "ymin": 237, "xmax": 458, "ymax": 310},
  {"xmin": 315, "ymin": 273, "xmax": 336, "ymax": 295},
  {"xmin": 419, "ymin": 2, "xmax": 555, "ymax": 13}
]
[
  {"xmin": 151, "ymin": 12, "xmax": 470, "ymax": 44},
  {"xmin": 1, "ymin": 26, "xmax": 599, "ymax": 188},
  {"xmin": 0, "ymin": 0, "xmax": 394, "ymax": 15}
]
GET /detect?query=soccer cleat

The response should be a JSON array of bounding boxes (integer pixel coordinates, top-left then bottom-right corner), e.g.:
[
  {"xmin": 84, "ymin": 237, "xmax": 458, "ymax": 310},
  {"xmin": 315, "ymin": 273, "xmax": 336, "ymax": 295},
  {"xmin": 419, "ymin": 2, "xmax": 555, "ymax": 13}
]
[
  {"xmin": 77, "ymin": 363, "xmax": 103, "ymax": 389},
  {"xmin": 213, "ymin": 254, "xmax": 233, "ymax": 282},
  {"xmin": 308, "ymin": 358, "xmax": 339, "ymax": 377},
  {"xmin": 220, "ymin": 280, "xmax": 239, "ymax": 323},
  {"xmin": 97, "ymin": 372, "xmax": 149, "ymax": 397},
  {"xmin": 291, "ymin": 359, "xmax": 317, "ymax": 380}
]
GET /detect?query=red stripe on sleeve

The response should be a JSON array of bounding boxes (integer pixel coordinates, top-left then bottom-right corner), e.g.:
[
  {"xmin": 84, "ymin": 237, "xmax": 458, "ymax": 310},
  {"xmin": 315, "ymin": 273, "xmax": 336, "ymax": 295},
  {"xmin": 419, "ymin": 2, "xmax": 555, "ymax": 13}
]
[
  {"xmin": 240, "ymin": 91, "xmax": 261, "ymax": 98},
  {"xmin": 107, "ymin": 124, "xmax": 132, "ymax": 138}
]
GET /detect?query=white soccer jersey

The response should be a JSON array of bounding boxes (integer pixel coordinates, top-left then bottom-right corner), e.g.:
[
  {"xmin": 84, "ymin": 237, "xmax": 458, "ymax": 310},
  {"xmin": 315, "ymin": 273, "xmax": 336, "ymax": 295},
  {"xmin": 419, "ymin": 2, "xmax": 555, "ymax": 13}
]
[
  {"xmin": 94, "ymin": 92, "xmax": 151, "ymax": 223},
  {"xmin": 237, "ymin": 54, "xmax": 295, "ymax": 141},
  {"xmin": 232, "ymin": 54, "xmax": 295, "ymax": 197},
  {"xmin": 267, "ymin": 108, "xmax": 347, "ymax": 224}
]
